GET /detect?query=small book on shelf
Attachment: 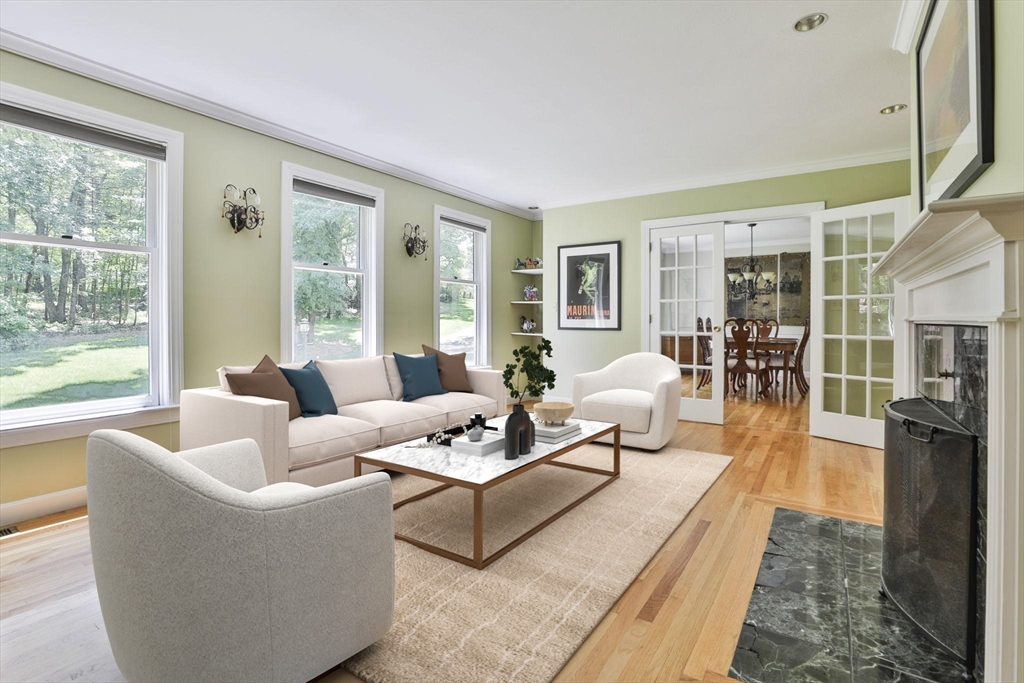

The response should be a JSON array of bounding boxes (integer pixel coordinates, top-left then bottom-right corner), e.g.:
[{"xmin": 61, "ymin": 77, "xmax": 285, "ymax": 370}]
[{"xmin": 451, "ymin": 431, "xmax": 505, "ymax": 456}]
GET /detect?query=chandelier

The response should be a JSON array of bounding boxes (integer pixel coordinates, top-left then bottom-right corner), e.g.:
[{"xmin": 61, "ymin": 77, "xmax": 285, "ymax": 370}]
[{"xmin": 727, "ymin": 223, "xmax": 775, "ymax": 300}]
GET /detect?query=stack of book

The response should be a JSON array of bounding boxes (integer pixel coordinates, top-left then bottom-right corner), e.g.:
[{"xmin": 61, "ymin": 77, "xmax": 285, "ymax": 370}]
[
  {"xmin": 534, "ymin": 420, "xmax": 582, "ymax": 444},
  {"xmin": 451, "ymin": 431, "xmax": 505, "ymax": 456}
]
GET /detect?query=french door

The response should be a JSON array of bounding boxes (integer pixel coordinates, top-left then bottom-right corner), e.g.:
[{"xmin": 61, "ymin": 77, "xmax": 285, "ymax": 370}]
[
  {"xmin": 809, "ymin": 197, "xmax": 909, "ymax": 448},
  {"xmin": 649, "ymin": 222, "xmax": 725, "ymax": 424}
]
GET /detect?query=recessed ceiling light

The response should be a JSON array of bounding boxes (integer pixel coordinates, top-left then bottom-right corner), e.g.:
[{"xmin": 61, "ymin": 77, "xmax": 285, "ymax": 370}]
[
  {"xmin": 794, "ymin": 13, "xmax": 828, "ymax": 32},
  {"xmin": 528, "ymin": 206, "xmax": 539, "ymax": 210},
  {"xmin": 880, "ymin": 104, "xmax": 908, "ymax": 115}
]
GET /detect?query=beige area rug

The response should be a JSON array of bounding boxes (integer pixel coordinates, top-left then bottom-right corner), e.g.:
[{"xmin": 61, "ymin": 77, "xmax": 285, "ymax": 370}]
[{"xmin": 345, "ymin": 443, "xmax": 732, "ymax": 683}]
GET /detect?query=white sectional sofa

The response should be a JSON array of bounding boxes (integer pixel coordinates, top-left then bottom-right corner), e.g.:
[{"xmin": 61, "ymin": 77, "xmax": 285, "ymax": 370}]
[{"xmin": 180, "ymin": 355, "xmax": 506, "ymax": 486}]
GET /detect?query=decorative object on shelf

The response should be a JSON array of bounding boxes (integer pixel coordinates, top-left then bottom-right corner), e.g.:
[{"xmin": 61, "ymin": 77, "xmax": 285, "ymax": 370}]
[
  {"xmin": 402, "ymin": 223, "xmax": 428, "ymax": 259},
  {"xmin": 502, "ymin": 337, "xmax": 556, "ymax": 459},
  {"xmin": 916, "ymin": 0, "xmax": 993, "ymax": 205},
  {"xmin": 523, "ymin": 284, "xmax": 539, "ymax": 301},
  {"xmin": 520, "ymin": 316, "xmax": 537, "ymax": 333},
  {"xmin": 558, "ymin": 241, "xmax": 621, "ymax": 330},
  {"xmin": 533, "ymin": 401, "xmax": 574, "ymax": 426},
  {"xmin": 526, "ymin": 257, "xmax": 543, "ymax": 269},
  {"xmin": 467, "ymin": 425, "xmax": 484, "ymax": 442},
  {"xmin": 514, "ymin": 257, "xmax": 528, "ymax": 270},
  {"xmin": 222, "ymin": 184, "xmax": 264, "ymax": 237},
  {"xmin": 727, "ymin": 224, "xmax": 776, "ymax": 301}
]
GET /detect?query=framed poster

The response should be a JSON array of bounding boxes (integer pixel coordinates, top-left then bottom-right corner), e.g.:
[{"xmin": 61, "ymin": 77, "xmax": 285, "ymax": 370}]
[
  {"xmin": 558, "ymin": 241, "xmax": 621, "ymax": 330},
  {"xmin": 916, "ymin": 0, "xmax": 993, "ymax": 206}
]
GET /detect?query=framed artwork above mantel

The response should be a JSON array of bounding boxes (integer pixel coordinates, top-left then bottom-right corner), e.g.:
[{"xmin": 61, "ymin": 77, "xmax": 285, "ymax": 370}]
[{"xmin": 916, "ymin": 0, "xmax": 994, "ymax": 207}]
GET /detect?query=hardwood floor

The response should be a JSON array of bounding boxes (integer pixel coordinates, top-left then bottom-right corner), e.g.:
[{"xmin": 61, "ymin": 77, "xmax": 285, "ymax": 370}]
[
  {"xmin": 555, "ymin": 392, "xmax": 882, "ymax": 683},
  {"xmin": 0, "ymin": 393, "xmax": 883, "ymax": 683}
]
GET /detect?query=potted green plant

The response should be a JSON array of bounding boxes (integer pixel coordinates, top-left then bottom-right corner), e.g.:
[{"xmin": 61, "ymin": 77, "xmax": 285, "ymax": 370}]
[{"xmin": 502, "ymin": 337, "xmax": 556, "ymax": 459}]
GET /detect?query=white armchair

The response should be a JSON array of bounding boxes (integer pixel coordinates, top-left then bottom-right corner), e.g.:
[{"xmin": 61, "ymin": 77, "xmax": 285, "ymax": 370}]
[
  {"xmin": 86, "ymin": 430, "xmax": 394, "ymax": 683},
  {"xmin": 572, "ymin": 352, "xmax": 681, "ymax": 450}
]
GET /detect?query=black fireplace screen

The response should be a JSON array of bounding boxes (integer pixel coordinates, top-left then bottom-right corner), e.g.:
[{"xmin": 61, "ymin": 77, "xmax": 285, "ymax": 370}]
[{"xmin": 883, "ymin": 397, "xmax": 978, "ymax": 671}]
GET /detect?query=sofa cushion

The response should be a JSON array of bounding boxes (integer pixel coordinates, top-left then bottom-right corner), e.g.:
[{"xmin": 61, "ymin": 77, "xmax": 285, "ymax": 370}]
[
  {"xmin": 251, "ymin": 482, "xmax": 313, "ymax": 497},
  {"xmin": 580, "ymin": 388, "xmax": 653, "ymax": 434},
  {"xmin": 288, "ymin": 415, "xmax": 381, "ymax": 470},
  {"xmin": 280, "ymin": 361, "xmax": 338, "ymax": 418},
  {"xmin": 421, "ymin": 345, "xmax": 474, "ymax": 393},
  {"xmin": 336, "ymin": 400, "xmax": 446, "ymax": 445},
  {"xmin": 224, "ymin": 355, "xmax": 302, "ymax": 421},
  {"xmin": 315, "ymin": 357, "xmax": 393, "ymax": 407},
  {"xmin": 383, "ymin": 355, "xmax": 404, "ymax": 400},
  {"xmin": 393, "ymin": 353, "xmax": 447, "ymax": 402},
  {"xmin": 412, "ymin": 393, "xmax": 496, "ymax": 427}
]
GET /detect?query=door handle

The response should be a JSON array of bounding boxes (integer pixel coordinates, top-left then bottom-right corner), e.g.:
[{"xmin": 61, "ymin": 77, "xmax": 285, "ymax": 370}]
[{"xmin": 713, "ymin": 325, "xmax": 722, "ymax": 332}]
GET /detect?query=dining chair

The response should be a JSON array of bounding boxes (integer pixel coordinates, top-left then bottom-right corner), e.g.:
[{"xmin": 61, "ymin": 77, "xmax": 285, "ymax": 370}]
[
  {"xmin": 696, "ymin": 318, "xmax": 713, "ymax": 390},
  {"xmin": 769, "ymin": 317, "xmax": 811, "ymax": 396},
  {"xmin": 757, "ymin": 318, "xmax": 781, "ymax": 338},
  {"xmin": 725, "ymin": 318, "xmax": 771, "ymax": 401}
]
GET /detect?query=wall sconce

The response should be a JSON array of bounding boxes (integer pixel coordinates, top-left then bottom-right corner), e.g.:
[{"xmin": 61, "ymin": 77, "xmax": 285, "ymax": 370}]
[
  {"xmin": 402, "ymin": 222, "xmax": 428, "ymax": 259},
  {"xmin": 223, "ymin": 184, "xmax": 264, "ymax": 238}
]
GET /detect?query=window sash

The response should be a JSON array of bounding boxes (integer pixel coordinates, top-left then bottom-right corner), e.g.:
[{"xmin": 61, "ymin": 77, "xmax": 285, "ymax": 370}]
[
  {"xmin": 435, "ymin": 211, "xmax": 488, "ymax": 366},
  {"xmin": 0, "ymin": 159, "xmax": 163, "ymax": 426},
  {"xmin": 439, "ymin": 224, "xmax": 480, "ymax": 283},
  {"xmin": 0, "ymin": 240, "xmax": 159, "ymax": 427},
  {"xmin": 289, "ymin": 195, "xmax": 373, "ymax": 361},
  {"xmin": 438, "ymin": 280, "xmax": 480, "ymax": 363}
]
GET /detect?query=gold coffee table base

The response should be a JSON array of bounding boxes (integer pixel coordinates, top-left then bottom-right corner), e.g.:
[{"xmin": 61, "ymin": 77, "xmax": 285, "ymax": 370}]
[{"xmin": 354, "ymin": 424, "xmax": 620, "ymax": 570}]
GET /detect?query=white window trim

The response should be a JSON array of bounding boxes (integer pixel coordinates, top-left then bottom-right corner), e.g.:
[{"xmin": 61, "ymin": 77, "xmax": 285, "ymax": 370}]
[
  {"xmin": 433, "ymin": 205, "xmax": 491, "ymax": 367},
  {"xmin": 280, "ymin": 162, "xmax": 384, "ymax": 361},
  {"xmin": 0, "ymin": 82, "xmax": 184, "ymax": 436}
]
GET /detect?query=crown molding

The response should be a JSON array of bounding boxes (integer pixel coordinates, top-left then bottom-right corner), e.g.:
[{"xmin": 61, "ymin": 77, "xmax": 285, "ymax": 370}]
[
  {"xmin": 892, "ymin": 0, "xmax": 926, "ymax": 54},
  {"xmin": 0, "ymin": 30, "xmax": 541, "ymax": 222},
  {"xmin": 540, "ymin": 149, "xmax": 911, "ymax": 211}
]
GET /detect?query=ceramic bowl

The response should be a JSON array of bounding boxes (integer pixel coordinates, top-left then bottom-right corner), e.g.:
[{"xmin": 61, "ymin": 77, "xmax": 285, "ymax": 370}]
[{"xmin": 533, "ymin": 401, "xmax": 574, "ymax": 425}]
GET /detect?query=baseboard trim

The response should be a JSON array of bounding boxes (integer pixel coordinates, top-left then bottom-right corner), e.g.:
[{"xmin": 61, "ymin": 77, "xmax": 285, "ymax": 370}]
[{"xmin": 0, "ymin": 486, "xmax": 86, "ymax": 527}]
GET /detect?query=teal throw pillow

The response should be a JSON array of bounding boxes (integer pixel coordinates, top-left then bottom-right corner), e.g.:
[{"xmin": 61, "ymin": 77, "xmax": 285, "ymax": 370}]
[
  {"xmin": 280, "ymin": 361, "xmax": 338, "ymax": 417},
  {"xmin": 393, "ymin": 353, "xmax": 447, "ymax": 402}
]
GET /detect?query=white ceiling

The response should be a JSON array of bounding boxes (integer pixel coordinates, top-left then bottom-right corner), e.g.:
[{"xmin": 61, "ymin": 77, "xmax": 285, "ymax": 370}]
[
  {"xmin": 0, "ymin": 1, "xmax": 912, "ymax": 216},
  {"xmin": 725, "ymin": 217, "xmax": 811, "ymax": 249}
]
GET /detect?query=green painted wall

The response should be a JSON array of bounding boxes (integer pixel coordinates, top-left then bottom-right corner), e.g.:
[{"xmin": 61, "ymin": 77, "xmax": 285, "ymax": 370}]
[
  {"xmin": 0, "ymin": 51, "xmax": 533, "ymax": 504},
  {"xmin": 911, "ymin": 0, "xmax": 1024, "ymax": 211},
  {"xmin": 541, "ymin": 160, "xmax": 910, "ymax": 397}
]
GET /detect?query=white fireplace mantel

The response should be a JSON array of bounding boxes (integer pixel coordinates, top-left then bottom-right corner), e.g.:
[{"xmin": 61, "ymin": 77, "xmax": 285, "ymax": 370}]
[{"xmin": 875, "ymin": 192, "xmax": 1023, "ymax": 683}]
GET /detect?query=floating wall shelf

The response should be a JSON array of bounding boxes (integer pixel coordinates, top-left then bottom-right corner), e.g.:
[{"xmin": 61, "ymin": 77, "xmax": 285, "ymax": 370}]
[{"xmin": 510, "ymin": 269, "xmax": 544, "ymax": 275}]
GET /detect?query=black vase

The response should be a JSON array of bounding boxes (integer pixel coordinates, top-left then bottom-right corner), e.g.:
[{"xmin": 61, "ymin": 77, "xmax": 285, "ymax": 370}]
[{"xmin": 505, "ymin": 404, "xmax": 531, "ymax": 459}]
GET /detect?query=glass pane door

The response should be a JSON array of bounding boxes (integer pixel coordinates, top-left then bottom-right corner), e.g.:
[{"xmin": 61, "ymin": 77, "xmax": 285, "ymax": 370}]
[
  {"xmin": 650, "ymin": 222, "xmax": 724, "ymax": 424},
  {"xmin": 811, "ymin": 198, "xmax": 908, "ymax": 448}
]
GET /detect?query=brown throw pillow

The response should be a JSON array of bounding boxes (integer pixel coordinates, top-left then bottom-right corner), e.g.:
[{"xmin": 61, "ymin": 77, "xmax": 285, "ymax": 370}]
[
  {"xmin": 422, "ymin": 345, "xmax": 474, "ymax": 393},
  {"xmin": 225, "ymin": 355, "xmax": 302, "ymax": 421}
]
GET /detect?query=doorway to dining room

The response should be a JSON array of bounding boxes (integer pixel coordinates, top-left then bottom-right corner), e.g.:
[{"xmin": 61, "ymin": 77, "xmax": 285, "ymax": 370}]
[
  {"xmin": 720, "ymin": 217, "xmax": 811, "ymax": 426},
  {"xmin": 644, "ymin": 201, "xmax": 822, "ymax": 428}
]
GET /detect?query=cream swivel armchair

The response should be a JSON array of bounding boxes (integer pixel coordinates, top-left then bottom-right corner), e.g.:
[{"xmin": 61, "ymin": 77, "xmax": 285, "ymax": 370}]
[
  {"xmin": 86, "ymin": 430, "xmax": 395, "ymax": 683},
  {"xmin": 572, "ymin": 352, "xmax": 682, "ymax": 450}
]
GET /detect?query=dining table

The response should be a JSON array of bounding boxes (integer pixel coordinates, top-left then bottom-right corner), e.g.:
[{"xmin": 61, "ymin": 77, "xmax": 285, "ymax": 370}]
[{"xmin": 722, "ymin": 336, "xmax": 802, "ymax": 399}]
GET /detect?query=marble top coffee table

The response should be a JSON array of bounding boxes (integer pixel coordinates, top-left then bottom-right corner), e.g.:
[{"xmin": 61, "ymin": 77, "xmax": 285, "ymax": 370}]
[{"xmin": 354, "ymin": 414, "xmax": 620, "ymax": 569}]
